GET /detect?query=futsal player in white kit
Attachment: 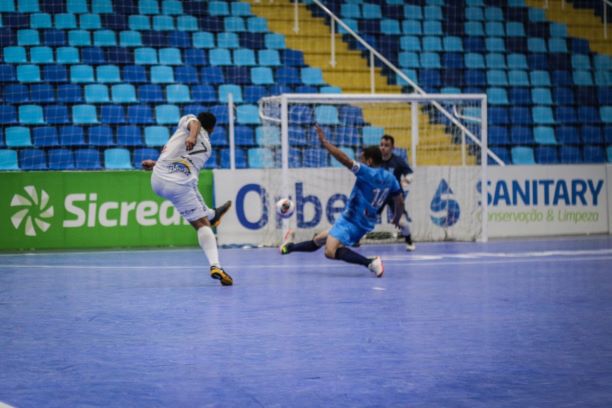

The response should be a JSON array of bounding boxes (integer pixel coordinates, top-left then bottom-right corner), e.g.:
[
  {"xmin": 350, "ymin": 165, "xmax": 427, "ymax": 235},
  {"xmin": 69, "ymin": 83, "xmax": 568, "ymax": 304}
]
[{"xmin": 142, "ymin": 112, "xmax": 233, "ymax": 286}]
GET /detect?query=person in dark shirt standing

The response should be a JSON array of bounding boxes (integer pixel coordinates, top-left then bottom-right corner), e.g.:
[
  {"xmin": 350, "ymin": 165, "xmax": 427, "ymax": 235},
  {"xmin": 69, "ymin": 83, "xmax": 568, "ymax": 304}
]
[{"xmin": 378, "ymin": 134, "xmax": 416, "ymax": 251}]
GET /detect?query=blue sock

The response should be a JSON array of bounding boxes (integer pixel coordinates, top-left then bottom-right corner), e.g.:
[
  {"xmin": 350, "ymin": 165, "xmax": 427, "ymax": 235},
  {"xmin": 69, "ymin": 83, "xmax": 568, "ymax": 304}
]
[
  {"xmin": 285, "ymin": 240, "xmax": 320, "ymax": 253},
  {"xmin": 334, "ymin": 247, "xmax": 370, "ymax": 267}
]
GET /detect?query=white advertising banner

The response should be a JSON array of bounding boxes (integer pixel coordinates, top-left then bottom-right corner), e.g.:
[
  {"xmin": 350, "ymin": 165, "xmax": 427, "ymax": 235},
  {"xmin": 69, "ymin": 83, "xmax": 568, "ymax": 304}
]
[
  {"xmin": 608, "ymin": 165, "xmax": 612, "ymax": 235},
  {"xmin": 213, "ymin": 166, "xmax": 482, "ymax": 246},
  {"xmin": 486, "ymin": 165, "xmax": 608, "ymax": 237}
]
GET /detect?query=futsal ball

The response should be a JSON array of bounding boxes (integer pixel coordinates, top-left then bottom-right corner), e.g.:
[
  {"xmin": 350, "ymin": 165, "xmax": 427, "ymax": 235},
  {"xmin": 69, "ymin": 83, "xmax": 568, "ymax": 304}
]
[{"xmin": 275, "ymin": 198, "xmax": 295, "ymax": 218}]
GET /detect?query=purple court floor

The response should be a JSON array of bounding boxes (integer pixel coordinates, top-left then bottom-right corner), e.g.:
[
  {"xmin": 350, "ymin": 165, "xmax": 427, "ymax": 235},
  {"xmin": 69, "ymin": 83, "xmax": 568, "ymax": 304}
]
[{"xmin": 1, "ymin": 236, "xmax": 612, "ymax": 407}]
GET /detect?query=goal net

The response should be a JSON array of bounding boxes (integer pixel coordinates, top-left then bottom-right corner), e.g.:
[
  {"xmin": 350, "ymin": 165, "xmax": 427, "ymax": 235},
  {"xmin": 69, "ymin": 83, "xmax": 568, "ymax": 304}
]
[{"xmin": 239, "ymin": 93, "xmax": 488, "ymax": 247}]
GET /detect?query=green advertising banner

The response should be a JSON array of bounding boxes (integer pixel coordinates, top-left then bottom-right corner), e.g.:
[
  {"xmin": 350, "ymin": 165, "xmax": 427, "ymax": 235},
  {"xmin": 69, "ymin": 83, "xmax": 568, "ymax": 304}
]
[{"xmin": 0, "ymin": 171, "xmax": 213, "ymax": 251}]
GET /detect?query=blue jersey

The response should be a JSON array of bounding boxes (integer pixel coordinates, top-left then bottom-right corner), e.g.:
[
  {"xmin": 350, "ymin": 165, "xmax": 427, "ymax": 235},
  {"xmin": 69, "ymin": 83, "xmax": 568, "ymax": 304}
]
[{"xmin": 342, "ymin": 162, "xmax": 402, "ymax": 231}]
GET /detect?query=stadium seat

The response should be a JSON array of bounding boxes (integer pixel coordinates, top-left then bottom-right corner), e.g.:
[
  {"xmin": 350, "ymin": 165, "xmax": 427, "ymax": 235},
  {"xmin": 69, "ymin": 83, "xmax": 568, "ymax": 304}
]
[
  {"xmin": 32, "ymin": 126, "xmax": 58, "ymax": 147},
  {"xmin": 218, "ymin": 84, "xmax": 242, "ymax": 103},
  {"xmin": 534, "ymin": 126, "xmax": 556, "ymax": 145},
  {"xmin": 362, "ymin": 126, "xmax": 384, "ymax": 145},
  {"xmin": 144, "ymin": 126, "xmax": 169, "ymax": 146},
  {"xmin": 19, "ymin": 149, "xmax": 47, "ymax": 170},
  {"xmin": 510, "ymin": 126, "xmax": 533, "ymax": 145},
  {"xmin": 303, "ymin": 148, "xmax": 329, "ymax": 167},
  {"xmin": 559, "ymin": 145, "xmax": 582, "ymax": 163},
  {"xmin": 104, "ymin": 148, "xmax": 132, "ymax": 169},
  {"xmin": 166, "ymin": 84, "xmax": 191, "ymax": 103},
  {"xmin": 150, "ymin": 66, "xmax": 174, "ymax": 84},
  {"xmin": 19, "ymin": 104, "xmax": 44, "ymax": 125},
  {"xmin": 511, "ymin": 146, "xmax": 535, "ymax": 164},
  {"xmin": 256, "ymin": 126, "xmax": 281, "ymax": 146},
  {"xmin": 75, "ymin": 148, "xmax": 102, "ymax": 169},
  {"xmin": 6, "ymin": 126, "xmax": 32, "ymax": 147},
  {"xmin": 156, "ymin": 105, "xmax": 180, "ymax": 124},
  {"xmin": 132, "ymin": 147, "xmax": 159, "ymax": 168},
  {"xmin": 248, "ymin": 147, "xmax": 275, "ymax": 168},
  {"xmin": 535, "ymin": 146, "xmax": 559, "ymax": 164},
  {"xmin": 100, "ymin": 105, "xmax": 125, "ymax": 124},
  {"xmin": 30, "ymin": 48, "xmax": 54, "ymax": 64},
  {"xmin": 315, "ymin": 106, "xmax": 340, "ymax": 125},
  {"xmin": 251, "ymin": 67, "xmax": 274, "ymax": 85},
  {"xmin": 94, "ymin": 30, "xmax": 116, "ymax": 46},
  {"xmin": 4, "ymin": 84, "xmax": 29, "ymax": 104},
  {"xmin": 85, "ymin": 84, "xmax": 110, "ymax": 103},
  {"xmin": 48, "ymin": 148, "xmax": 75, "ymax": 170},
  {"xmin": 0, "ymin": 149, "xmax": 19, "ymax": 170},
  {"xmin": 97, "ymin": 65, "xmax": 121, "ymax": 83},
  {"xmin": 72, "ymin": 104, "xmax": 98, "ymax": 124},
  {"xmin": 236, "ymin": 105, "xmax": 260, "ymax": 125}
]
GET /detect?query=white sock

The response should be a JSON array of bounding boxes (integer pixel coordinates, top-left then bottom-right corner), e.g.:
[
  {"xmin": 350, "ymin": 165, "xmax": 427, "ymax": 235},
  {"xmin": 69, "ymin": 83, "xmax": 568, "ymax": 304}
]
[
  {"xmin": 197, "ymin": 226, "xmax": 220, "ymax": 268},
  {"xmin": 205, "ymin": 208, "xmax": 215, "ymax": 220},
  {"xmin": 399, "ymin": 216, "xmax": 411, "ymax": 237}
]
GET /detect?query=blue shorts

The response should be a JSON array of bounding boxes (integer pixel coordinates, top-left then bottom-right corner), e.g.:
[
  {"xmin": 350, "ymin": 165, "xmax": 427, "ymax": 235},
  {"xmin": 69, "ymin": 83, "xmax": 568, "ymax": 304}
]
[{"xmin": 329, "ymin": 215, "xmax": 369, "ymax": 247}]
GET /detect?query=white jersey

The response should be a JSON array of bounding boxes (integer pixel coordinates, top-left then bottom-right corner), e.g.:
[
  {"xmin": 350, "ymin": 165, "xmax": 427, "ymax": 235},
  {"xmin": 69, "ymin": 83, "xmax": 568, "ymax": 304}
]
[{"xmin": 153, "ymin": 114, "xmax": 212, "ymax": 185}]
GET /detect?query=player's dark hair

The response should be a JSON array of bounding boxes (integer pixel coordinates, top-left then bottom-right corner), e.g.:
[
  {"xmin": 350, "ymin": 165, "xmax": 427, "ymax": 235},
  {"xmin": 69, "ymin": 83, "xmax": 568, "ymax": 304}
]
[
  {"xmin": 363, "ymin": 145, "xmax": 383, "ymax": 166},
  {"xmin": 381, "ymin": 134, "xmax": 395, "ymax": 146},
  {"xmin": 197, "ymin": 112, "xmax": 216, "ymax": 132}
]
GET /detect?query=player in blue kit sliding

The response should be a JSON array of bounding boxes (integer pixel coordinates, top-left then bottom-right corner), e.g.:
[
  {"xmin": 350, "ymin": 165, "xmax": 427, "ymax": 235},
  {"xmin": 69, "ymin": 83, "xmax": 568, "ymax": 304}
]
[{"xmin": 280, "ymin": 125, "xmax": 404, "ymax": 277}]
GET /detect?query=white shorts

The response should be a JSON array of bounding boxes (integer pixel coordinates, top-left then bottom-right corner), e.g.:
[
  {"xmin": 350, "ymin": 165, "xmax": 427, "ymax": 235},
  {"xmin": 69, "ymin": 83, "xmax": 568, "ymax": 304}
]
[{"xmin": 151, "ymin": 173, "xmax": 210, "ymax": 222}]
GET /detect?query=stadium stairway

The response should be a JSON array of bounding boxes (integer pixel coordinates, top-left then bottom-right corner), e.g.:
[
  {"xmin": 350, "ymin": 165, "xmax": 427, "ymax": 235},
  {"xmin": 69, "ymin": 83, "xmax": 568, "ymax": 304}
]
[
  {"xmin": 246, "ymin": 0, "xmax": 476, "ymax": 165},
  {"xmin": 525, "ymin": 0, "xmax": 611, "ymax": 55}
]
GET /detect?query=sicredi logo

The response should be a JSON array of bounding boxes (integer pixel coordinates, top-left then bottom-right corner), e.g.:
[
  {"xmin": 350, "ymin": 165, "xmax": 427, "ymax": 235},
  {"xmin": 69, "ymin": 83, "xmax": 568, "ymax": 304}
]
[
  {"xmin": 10, "ymin": 186, "xmax": 54, "ymax": 237},
  {"xmin": 430, "ymin": 179, "xmax": 460, "ymax": 227}
]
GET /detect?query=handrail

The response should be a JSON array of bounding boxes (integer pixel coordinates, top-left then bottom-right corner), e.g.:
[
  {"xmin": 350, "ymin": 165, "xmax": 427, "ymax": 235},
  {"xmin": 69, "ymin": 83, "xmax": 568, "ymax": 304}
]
[{"xmin": 307, "ymin": 0, "xmax": 504, "ymax": 166}]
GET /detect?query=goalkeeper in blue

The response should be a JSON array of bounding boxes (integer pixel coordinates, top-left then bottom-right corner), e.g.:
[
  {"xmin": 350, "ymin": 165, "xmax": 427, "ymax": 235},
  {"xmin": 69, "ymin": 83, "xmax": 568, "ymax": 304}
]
[{"xmin": 280, "ymin": 125, "xmax": 404, "ymax": 277}]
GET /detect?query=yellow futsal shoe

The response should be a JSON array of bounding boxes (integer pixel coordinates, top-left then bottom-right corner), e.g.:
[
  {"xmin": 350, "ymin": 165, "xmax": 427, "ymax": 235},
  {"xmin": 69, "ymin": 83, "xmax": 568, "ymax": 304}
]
[
  {"xmin": 209, "ymin": 200, "xmax": 232, "ymax": 227},
  {"xmin": 210, "ymin": 266, "xmax": 233, "ymax": 286}
]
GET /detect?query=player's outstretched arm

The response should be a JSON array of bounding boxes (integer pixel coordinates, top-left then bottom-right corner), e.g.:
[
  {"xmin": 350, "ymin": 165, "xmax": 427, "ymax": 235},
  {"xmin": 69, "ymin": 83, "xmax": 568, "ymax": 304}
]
[
  {"xmin": 391, "ymin": 193, "xmax": 404, "ymax": 227},
  {"xmin": 141, "ymin": 159, "xmax": 156, "ymax": 170},
  {"xmin": 315, "ymin": 124, "xmax": 353, "ymax": 169},
  {"xmin": 185, "ymin": 120, "xmax": 201, "ymax": 151}
]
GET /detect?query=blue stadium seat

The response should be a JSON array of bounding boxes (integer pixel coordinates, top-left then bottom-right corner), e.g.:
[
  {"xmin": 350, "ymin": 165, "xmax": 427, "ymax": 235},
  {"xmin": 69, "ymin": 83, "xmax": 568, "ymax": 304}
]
[
  {"xmin": 224, "ymin": 16, "xmax": 245, "ymax": 32},
  {"xmin": 210, "ymin": 48, "xmax": 232, "ymax": 66},
  {"xmin": 17, "ymin": 64, "xmax": 41, "ymax": 83},
  {"xmin": 315, "ymin": 106, "xmax": 340, "ymax": 125},
  {"xmin": 487, "ymin": 88, "xmax": 509, "ymax": 105},
  {"xmin": 362, "ymin": 126, "xmax": 384, "ymax": 145},
  {"xmin": 209, "ymin": 104, "xmax": 229, "ymax": 125},
  {"xmin": 156, "ymin": 104, "xmax": 179, "ymax": 124},
  {"xmin": 110, "ymin": 84, "xmax": 136, "ymax": 103},
  {"xmin": 132, "ymin": 147, "xmax": 158, "ymax": 167},
  {"xmin": 532, "ymin": 88, "xmax": 553, "ymax": 105},
  {"xmin": 152, "ymin": 15, "xmax": 174, "ymax": 31},
  {"xmin": 535, "ymin": 146, "xmax": 559, "ymax": 164},
  {"xmin": 68, "ymin": 30, "xmax": 91, "ymax": 47},
  {"xmin": 144, "ymin": 126, "xmax": 169, "ymax": 146},
  {"xmin": 236, "ymin": 105, "xmax": 260, "ymax": 125},
  {"xmin": 43, "ymin": 105, "xmax": 68, "ymax": 124},
  {"xmin": 104, "ymin": 148, "xmax": 132, "ymax": 169},
  {"xmin": 511, "ymin": 146, "xmax": 535, "ymax": 164},
  {"xmin": 192, "ymin": 32, "xmax": 215, "ymax": 49},
  {"xmin": 97, "ymin": 65, "xmax": 121, "ymax": 83},
  {"xmin": 251, "ymin": 67, "xmax": 274, "ymax": 85},
  {"xmin": 489, "ymin": 126, "xmax": 509, "ymax": 146},
  {"xmin": 32, "ymin": 126, "xmax": 58, "ymax": 147},
  {"xmin": 177, "ymin": 15, "xmax": 197, "ymax": 31},
  {"xmin": 88, "ymin": 125, "xmax": 113, "ymax": 146},
  {"xmin": 56, "ymin": 84, "xmax": 82, "ymax": 104},
  {"xmin": 159, "ymin": 48, "xmax": 182, "ymax": 65},
  {"xmin": 510, "ymin": 126, "xmax": 533, "ymax": 145},
  {"xmin": 112, "ymin": 126, "xmax": 140, "ymax": 147},
  {"xmin": 43, "ymin": 29, "xmax": 66, "ymax": 47},
  {"xmin": 554, "ymin": 87, "xmax": 575, "ymax": 106},
  {"xmin": 80, "ymin": 14, "xmax": 101, "ymax": 30},
  {"xmin": 6, "ymin": 126, "xmax": 32, "ymax": 147},
  {"xmin": 55, "ymin": 13, "xmax": 77, "ymax": 29},
  {"xmin": 4, "ymin": 84, "xmax": 29, "ymax": 103},
  {"xmin": 559, "ymin": 145, "xmax": 582, "ymax": 163},
  {"xmin": 200, "ymin": 66, "xmax": 224, "ymax": 85},
  {"xmin": 100, "ymin": 105, "xmax": 125, "ymax": 124},
  {"xmin": 282, "ymin": 49, "xmax": 304, "ymax": 66},
  {"xmin": 210, "ymin": 126, "xmax": 228, "ymax": 146},
  {"xmin": 303, "ymin": 148, "xmax": 329, "ymax": 167},
  {"xmin": 4, "ymin": 46, "xmax": 27, "ymax": 63},
  {"xmin": 75, "ymin": 148, "xmax": 101, "ymax": 169},
  {"xmin": 255, "ymin": 126, "xmax": 280, "ymax": 146},
  {"xmin": 72, "ymin": 104, "xmax": 98, "ymax": 124},
  {"xmin": 289, "ymin": 105, "xmax": 313, "ymax": 125},
  {"xmin": 276, "ymin": 67, "xmax": 301, "ymax": 85},
  {"xmin": 20, "ymin": 149, "xmax": 47, "ymax": 170},
  {"xmin": 70, "ymin": 64, "xmax": 94, "ymax": 83},
  {"xmin": 580, "ymin": 126, "xmax": 602, "ymax": 144},
  {"xmin": 578, "ymin": 107, "xmax": 600, "ymax": 124},
  {"xmin": 233, "ymin": 48, "xmax": 256, "ymax": 66},
  {"xmin": 218, "ymin": 84, "xmax": 242, "ymax": 103},
  {"xmin": 301, "ymin": 68, "xmax": 325, "ymax": 85},
  {"xmin": 258, "ymin": 49, "xmax": 281, "ymax": 66},
  {"xmin": 29, "ymin": 84, "xmax": 54, "ymax": 103},
  {"xmin": 31, "ymin": 13, "xmax": 52, "ymax": 29},
  {"xmin": 601, "ymin": 107, "xmax": 612, "ymax": 123},
  {"xmin": 247, "ymin": 147, "xmax": 274, "ymax": 168},
  {"xmin": 0, "ymin": 149, "xmax": 19, "ymax": 170},
  {"xmin": 0, "ymin": 65, "xmax": 17, "ymax": 82},
  {"xmin": 59, "ymin": 126, "xmax": 86, "ymax": 146},
  {"xmin": 556, "ymin": 107, "xmax": 577, "ymax": 125},
  {"xmin": 85, "ymin": 84, "xmax": 110, "ymax": 103},
  {"xmin": 190, "ymin": 85, "xmax": 216, "ymax": 103},
  {"xmin": 583, "ymin": 146, "xmax": 605, "ymax": 163},
  {"xmin": 233, "ymin": 126, "xmax": 254, "ymax": 146},
  {"xmin": 48, "ymin": 148, "xmax": 75, "ymax": 169},
  {"xmin": 183, "ymin": 49, "xmax": 207, "ymax": 67},
  {"xmin": 150, "ymin": 66, "xmax": 174, "ymax": 84},
  {"xmin": 19, "ymin": 104, "xmax": 44, "ymax": 125}
]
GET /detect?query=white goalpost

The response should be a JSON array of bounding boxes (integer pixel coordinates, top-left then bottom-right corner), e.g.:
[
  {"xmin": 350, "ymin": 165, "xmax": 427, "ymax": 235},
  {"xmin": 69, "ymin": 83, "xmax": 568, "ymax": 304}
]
[{"xmin": 216, "ymin": 93, "xmax": 489, "ymax": 247}]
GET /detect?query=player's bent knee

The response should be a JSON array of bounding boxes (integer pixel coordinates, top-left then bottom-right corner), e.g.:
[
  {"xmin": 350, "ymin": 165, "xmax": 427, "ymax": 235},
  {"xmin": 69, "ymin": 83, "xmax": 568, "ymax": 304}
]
[{"xmin": 324, "ymin": 248, "xmax": 336, "ymax": 259}]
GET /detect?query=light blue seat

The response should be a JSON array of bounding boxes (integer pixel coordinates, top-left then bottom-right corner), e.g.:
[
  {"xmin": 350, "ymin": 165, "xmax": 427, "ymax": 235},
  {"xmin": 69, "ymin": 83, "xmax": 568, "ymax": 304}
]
[
  {"xmin": 362, "ymin": 126, "xmax": 384, "ymax": 145},
  {"xmin": 96, "ymin": 65, "xmax": 120, "ymax": 83},
  {"xmin": 265, "ymin": 33, "xmax": 286, "ymax": 49},
  {"xmin": 528, "ymin": 8, "xmax": 545, "ymax": 22},
  {"xmin": 534, "ymin": 126, "xmax": 556, "ymax": 144},
  {"xmin": 162, "ymin": 0, "xmax": 182, "ymax": 14},
  {"xmin": 487, "ymin": 88, "xmax": 508, "ymax": 105},
  {"xmin": 533, "ymin": 107, "xmax": 555, "ymax": 125},
  {"xmin": 92, "ymin": 0, "xmax": 112, "ymax": 13},
  {"xmin": 341, "ymin": 3, "xmax": 361, "ymax": 18},
  {"xmin": 338, "ymin": 18, "xmax": 358, "ymax": 35},
  {"xmin": 129, "ymin": 15, "xmax": 150, "ymax": 30},
  {"xmin": 403, "ymin": 5, "xmax": 422, "ymax": 19},
  {"xmin": 465, "ymin": 53, "xmax": 485, "ymax": 69},
  {"xmin": 159, "ymin": 48, "xmax": 182, "ymax": 65},
  {"xmin": 486, "ymin": 7, "xmax": 503, "ymax": 21},
  {"xmin": 210, "ymin": 49, "xmax": 232, "ymax": 65},
  {"xmin": 56, "ymin": 46, "xmax": 80, "ymax": 63},
  {"xmin": 30, "ymin": 13, "xmax": 52, "ymax": 28},
  {"xmin": 400, "ymin": 36, "xmax": 421, "ymax": 51},
  {"xmin": 421, "ymin": 52, "xmax": 440, "ymax": 68},
  {"xmin": 549, "ymin": 38, "xmax": 568, "ymax": 53},
  {"xmin": 231, "ymin": 1, "xmax": 250, "ymax": 16},
  {"xmin": 532, "ymin": 88, "xmax": 552, "ymax": 105},
  {"xmin": 486, "ymin": 53, "xmax": 506, "ymax": 69},
  {"xmin": 104, "ymin": 148, "xmax": 132, "ymax": 169},
  {"xmin": 301, "ymin": 67, "xmax": 325, "ymax": 85},
  {"xmin": 424, "ymin": 21, "xmax": 443, "ymax": 35},
  {"xmin": 441, "ymin": 87, "xmax": 462, "ymax": 94},
  {"xmin": 80, "ymin": 14, "xmax": 101, "ymax": 29},
  {"xmin": 443, "ymin": 36, "xmax": 463, "ymax": 51},
  {"xmin": 85, "ymin": 84, "xmax": 110, "ymax": 103},
  {"xmin": 209, "ymin": 0, "xmax": 229, "ymax": 16},
  {"xmin": 66, "ymin": 0, "xmax": 87, "ymax": 13},
  {"xmin": 233, "ymin": 49, "xmax": 256, "ymax": 66},
  {"xmin": 224, "ymin": 16, "xmax": 245, "ymax": 32},
  {"xmin": 135, "ymin": 47, "xmax": 158, "ymax": 65},
  {"xmin": 256, "ymin": 126, "xmax": 281, "ymax": 146},
  {"xmin": 600, "ymin": 107, "xmax": 612, "ymax": 123},
  {"xmin": 402, "ymin": 20, "xmax": 422, "ymax": 36},
  {"xmin": 486, "ymin": 37, "xmax": 505, "ymax": 52},
  {"xmin": 72, "ymin": 104, "xmax": 98, "ymax": 124},
  {"xmin": 380, "ymin": 19, "xmax": 401, "ymax": 35},
  {"xmin": 3, "ymin": 46, "xmax": 27, "ymax": 63},
  {"xmin": 595, "ymin": 71, "xmax": 610, "ymax": 86},
  {"xmin": 55, "ymin": 13, "xmax": 77, "ymax": 29},
  {"xmin": 218, "ymin": 84, "xmax": 243, "ymax": 103},
  {"xmin": 248, "ymin": 147, "xmax": 275, "ymax": 168},
  {"xmin": 68, "ymin": 30, "xmax": 91, "ymax": 46},
  {"xmin": 236, "ymin": 105, "xmax": 260, "ymax": 125},
  {"xmin": 166, "ymin": 84, "xmax": 191, "ymax": 103},
  {"xmin": 93, "ymin": 30, "xmax": 116, "ymax": 46},
  {"xmin": 217, "ymin": 32, "xmax": 239, "ymax": 48},
  {"xmin": 511, "ymin": 147, "xmax": 535, "ymax": 164},
  {"xmin": 506, "ymin": 22, "xmax": 525, "ymax": 37},
  {"xmin": 120, "ymin": 31, "xmax": 142, "ymax": 47},
  {"xmin": 153, "ymin": 15, "xmax": 174, "ymax": 31},
  {"xmin": 573, "ymin": 70, "xmax": 593, "ymax": 86},
  {"xmin": 0, "ymin": 149, "xmax": 19, "ymax": 170},
  {"xmin": 572, "ymin": 54, "xmax": 591, "ymax": 70},
  {"xmin": 530, "ymin": 71, "xmax": 550, "ymax": 87},
  {"xmin": 6, "ymin": 126, "xmax": 32, "ymax": 147},
  {"xmin": 150, "ymin": 66, "xmax": 174, "ymax": 83},
  {"xmin": 487, "ymin": 70, "xmax": 508, "ymax": 86},
  {"xmin": 251, "ymin": 67, "xmax": 274, "ymax": 85},
  {"xmin": 0, "ymin": 0, "xmax": 15, "ymax": 11},
  {"xmin": 144, "ymin": 126, "xmax": 169, "ymax": 146},
  {"xmin": 466, "ymin": 6, "xmax": 483, "ymax": 20},
  {"xmin": 18, "ymin": 29, "xmax": 40, "ymax": 46},
  {"xmin": 465, "ymin": 21, "xmax": 484, "ymax": 36},
  {"xmin": 257, "ymin": 50, "xmax": 280, "ymax": 67},
  {"xmin": 139, "ymin": 0, "xmax": 159, "ymax": 14},
  {"xmin": 321, "ymin": 86, "xmax": 342, "ymax": 94},
  {"xmin": 70, "ymin": 64, "xmax": 94, "ymax": 82},
  {"xmin": 594, "ymin": 55, "xmax": 611, "ymax": 71},
  {"xmin": 507, "ymin": 53, "xmax": 528, "ymax": 69},
  {"xmin": 423, "ymin": 36, "xmax": 442, "ymax": 52},
  {"xmin": 485, "ymin": 22, "xmax": 504, "ymax": 36},
  {"xmin": 363, "ymin": 3, "xmax": 382, "ymax": 19},
  {"xmin": 156, "ymin": 104, "xmax": 179, "ymax": 124},
  {"xmin": 177, "ymin": 16, "xmax": 197, "ymax": 31},
  {"xmin": 193, "ymin": 32, "xmax": 215, "ymax": 48},
  {"xmin": 315, "ymin": 106, "xmax": 340, "ymax": 125},
  {"xmin": 550, "ymin": 23, "xmax": 568, "ymax": 37},
  {"xmin": 17, "ymin": 65, "xmax": 41, "ymax": 82},
  {"xmin": 19, "ymin": 0, "xmax": 40, "ymax": 12},
  {"xmin": 111, "ymin": 84, "xmax": 137, "ymax": 103}
]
